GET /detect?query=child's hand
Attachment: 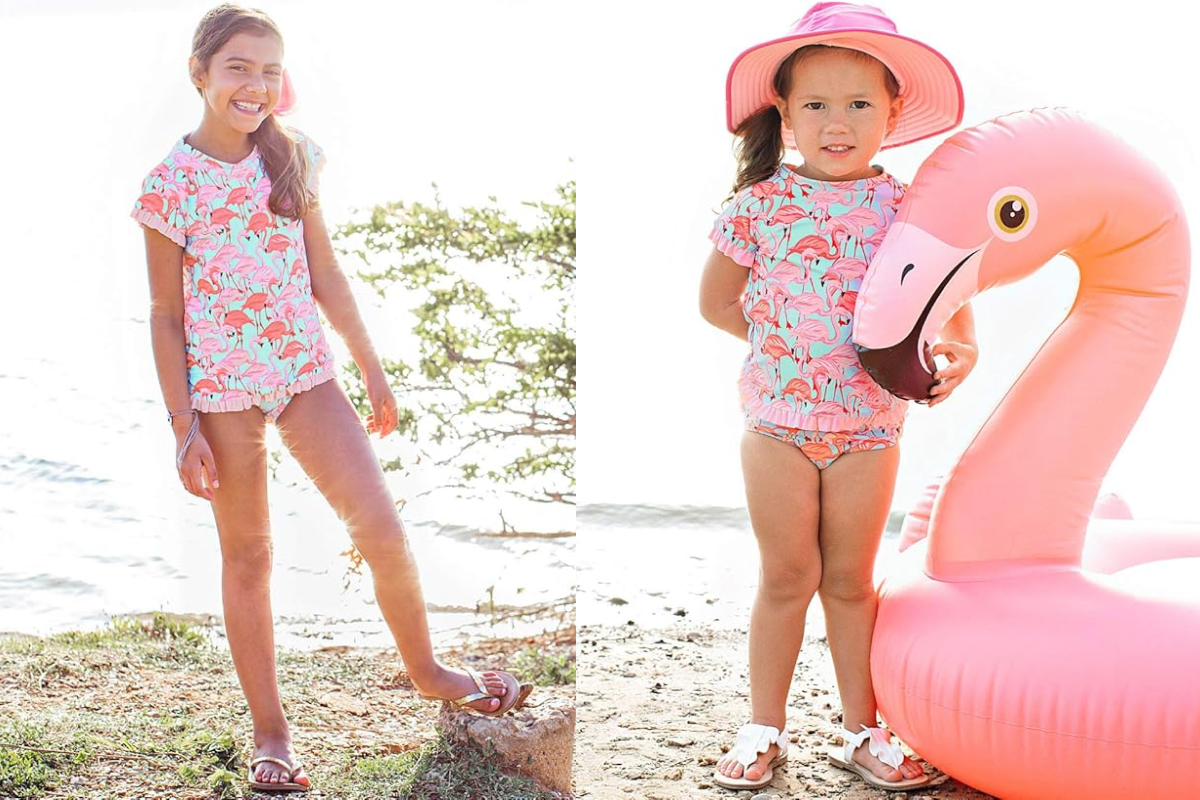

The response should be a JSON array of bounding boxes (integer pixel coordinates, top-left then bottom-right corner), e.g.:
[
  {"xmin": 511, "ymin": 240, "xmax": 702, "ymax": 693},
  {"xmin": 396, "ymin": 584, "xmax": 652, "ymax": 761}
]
[
  {"xmin": 927, "ymin": 341, "xmax": 978, "ymax": 407},
  {"xmin": 365, "ymin": 378, "xmax": 399, "ymax": 438},
  {"xmin": 177, "ymin": 432, "xmax": 219, "ymax": 502}
]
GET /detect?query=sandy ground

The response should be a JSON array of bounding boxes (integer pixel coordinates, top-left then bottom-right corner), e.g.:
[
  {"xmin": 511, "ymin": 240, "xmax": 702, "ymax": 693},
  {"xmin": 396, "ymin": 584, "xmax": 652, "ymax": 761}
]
[{"xmin": 575, "ymin": 623, "xmax": 995, "ymax": 800}]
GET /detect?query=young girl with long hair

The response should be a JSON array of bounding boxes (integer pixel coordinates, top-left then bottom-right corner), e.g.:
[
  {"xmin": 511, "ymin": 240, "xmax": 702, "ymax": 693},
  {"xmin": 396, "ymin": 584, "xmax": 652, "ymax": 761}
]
[
  {"xmin": 131, "ymin": 4, "xmax": 530, "ymax": 792},
  {"xmin": 699, "ymin": 2, "xmax": 976, "ymax": 791}
]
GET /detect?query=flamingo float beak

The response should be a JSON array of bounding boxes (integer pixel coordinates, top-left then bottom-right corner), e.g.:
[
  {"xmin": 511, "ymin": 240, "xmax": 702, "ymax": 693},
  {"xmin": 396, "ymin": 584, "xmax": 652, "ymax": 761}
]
[{"xmin": 851, "ymin": 222, "xmax": 987, "ymax": 401}]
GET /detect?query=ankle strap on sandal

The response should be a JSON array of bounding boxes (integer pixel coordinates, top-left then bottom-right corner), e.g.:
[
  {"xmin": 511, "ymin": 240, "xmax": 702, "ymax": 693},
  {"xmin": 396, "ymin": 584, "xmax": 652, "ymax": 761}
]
[
  {"xmin": 841, "ymin": 724, "xmax": 904, "ymax": 770},
  {"xmin": 729, "ymin": 722, "xmax": 789, "ymax": 769}
]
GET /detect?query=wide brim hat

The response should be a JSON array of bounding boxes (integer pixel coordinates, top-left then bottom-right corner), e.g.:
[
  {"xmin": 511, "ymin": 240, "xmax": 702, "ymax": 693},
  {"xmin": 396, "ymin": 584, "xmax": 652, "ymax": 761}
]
[{"xmin": 726, "ymin": 2, "xmax": 963, "ymax": 151}]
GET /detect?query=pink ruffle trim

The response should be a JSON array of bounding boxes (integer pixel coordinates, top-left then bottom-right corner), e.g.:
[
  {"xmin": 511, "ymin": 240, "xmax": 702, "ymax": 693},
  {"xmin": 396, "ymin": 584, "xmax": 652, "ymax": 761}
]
[
  {"xmin": 709, "ymin": 228, "xmax": 756, "ymax": 268},
  {"xmin": 742, "ymin": 391, "xmax": 909, "ymax": 433},
  {"xmin": 131, "ymin": 208, "xmax": 186, "ymax": 247},
  {"xmin": 190, "ymin": 361, "xmax": 338, "ymax": 413}
]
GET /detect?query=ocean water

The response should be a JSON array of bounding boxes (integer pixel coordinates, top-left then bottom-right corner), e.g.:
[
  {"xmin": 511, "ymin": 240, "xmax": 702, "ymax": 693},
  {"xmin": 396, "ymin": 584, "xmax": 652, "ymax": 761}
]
[{"xmin": 578, "ymin": 502, "xmax": 906, "ymax": 635}]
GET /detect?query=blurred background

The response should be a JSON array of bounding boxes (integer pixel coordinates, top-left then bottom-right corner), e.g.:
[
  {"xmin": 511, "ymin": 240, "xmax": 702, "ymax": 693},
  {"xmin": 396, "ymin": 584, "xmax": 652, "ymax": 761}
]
[
  {"xmin": 577, "ymin": 0, "xmax": 1200, "ymax": 627},
  {"xmin": 0, "ymin": 0, "xmax": 575, "ymax": 648}
]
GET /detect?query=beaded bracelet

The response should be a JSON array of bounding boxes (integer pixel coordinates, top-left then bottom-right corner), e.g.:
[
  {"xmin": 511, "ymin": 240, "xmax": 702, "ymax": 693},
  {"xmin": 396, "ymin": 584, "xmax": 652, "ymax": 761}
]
[{"xmin": 167, "ymin": 408, "xmax": 200, "ymax": 472}]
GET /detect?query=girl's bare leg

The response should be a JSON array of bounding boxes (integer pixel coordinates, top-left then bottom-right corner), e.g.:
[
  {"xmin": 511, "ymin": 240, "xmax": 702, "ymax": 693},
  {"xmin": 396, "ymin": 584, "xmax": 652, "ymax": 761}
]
[
  {"xmin": 199, "ymin": 407, "xmax": 307, "ymax": 788},
  {"xmin": 816, "ymin": 444, "xmax": 923, "ymax": 781},
  {"xmin": 274, "ymin": 379, "xmax": 509, "ymax": 711},
  {"xmin": 715, "ymin": 431, "xmax": 822, "ymax": 782}
]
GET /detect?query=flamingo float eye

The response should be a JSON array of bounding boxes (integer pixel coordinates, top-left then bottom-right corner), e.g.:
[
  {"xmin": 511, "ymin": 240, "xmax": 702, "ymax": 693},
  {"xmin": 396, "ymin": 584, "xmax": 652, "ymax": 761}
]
[{"xmin": 987, "ymin": 186, "xmax": 1037, "ymax": 242}]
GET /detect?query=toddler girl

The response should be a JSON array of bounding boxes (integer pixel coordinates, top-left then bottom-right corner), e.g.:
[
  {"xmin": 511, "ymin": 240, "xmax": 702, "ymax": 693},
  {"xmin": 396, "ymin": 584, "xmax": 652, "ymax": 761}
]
[
  {"xmin": 698, "ymin": 2, "xmax": 976, "ymax": 791},
  {"xmin": 131, "ymin": 4, "xmax": 529, "ymax": 792}
]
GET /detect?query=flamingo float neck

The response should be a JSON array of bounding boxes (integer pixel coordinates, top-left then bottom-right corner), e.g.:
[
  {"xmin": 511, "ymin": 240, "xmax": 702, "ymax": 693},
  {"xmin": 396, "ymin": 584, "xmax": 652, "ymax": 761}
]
[{"xmin": 854, "ymin": 108, "xmax": 1190, "ymax": 581}]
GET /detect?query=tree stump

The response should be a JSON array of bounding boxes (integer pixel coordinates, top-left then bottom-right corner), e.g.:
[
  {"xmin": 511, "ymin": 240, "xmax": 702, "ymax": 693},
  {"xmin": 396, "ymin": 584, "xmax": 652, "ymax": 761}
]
[{"xmin": 438, "ymin": 686, "xmax": 575, "ymax": 795}]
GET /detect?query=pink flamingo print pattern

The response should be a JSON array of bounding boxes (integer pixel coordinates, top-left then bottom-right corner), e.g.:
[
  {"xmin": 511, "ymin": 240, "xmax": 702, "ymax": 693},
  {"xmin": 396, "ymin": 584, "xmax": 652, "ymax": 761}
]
[
  {"xmin": 746, "ymin": 413, "xmax": 902, "ymax": 470},
  {"xmin": 132, "ymin": 129, "xmax": 336, "ymax": 423},
  {"xmin": 711, "ymin": 163, "xmax": 908, "ymax": 433}
]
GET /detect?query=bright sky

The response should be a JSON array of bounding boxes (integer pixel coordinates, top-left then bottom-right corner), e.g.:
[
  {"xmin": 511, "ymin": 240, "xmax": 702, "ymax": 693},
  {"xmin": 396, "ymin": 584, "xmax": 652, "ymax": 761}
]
[{"xmin": 578, "ymin": 0, "xmax": 1200, "ymax": 522}]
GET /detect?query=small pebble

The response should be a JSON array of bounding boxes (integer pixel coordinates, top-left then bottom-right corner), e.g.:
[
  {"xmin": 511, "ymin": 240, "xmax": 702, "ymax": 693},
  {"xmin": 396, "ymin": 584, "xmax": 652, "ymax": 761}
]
[
  {"xmin": 751, "ymin": 794, "xmax": 780, "ymax": 800},
  {"xmin": 697, "ymin": 754, "xmax": 717, "ymax": 766},
  {"xmin": 667, "ymin": 735, "xmax": 694, "ymax": 747},
  {"xmin": 663, "ymin": 767, "xmax": 683, "ymax": 780},
  {"xmin": 789, "ymin": 734, "xmax": 800, "ymax": 743}
]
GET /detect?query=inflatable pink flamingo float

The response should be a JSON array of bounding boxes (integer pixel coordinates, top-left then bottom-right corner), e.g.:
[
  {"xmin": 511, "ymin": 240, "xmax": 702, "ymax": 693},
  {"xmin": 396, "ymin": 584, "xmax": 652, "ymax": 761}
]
[{"xmin": 851, "ymin": 108, "xmax": 1199, "ymax": 799}]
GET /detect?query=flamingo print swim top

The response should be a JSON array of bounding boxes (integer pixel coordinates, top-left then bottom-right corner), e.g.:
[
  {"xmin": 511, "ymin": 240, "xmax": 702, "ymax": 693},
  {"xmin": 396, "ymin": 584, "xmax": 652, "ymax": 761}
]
[
  {"xmin": 131, "ymin": 128, "xmax": 337, "ymax": 415},
  {"xmin": 711, "ymin": 163, "xmax": 909, "ymax": 432}
]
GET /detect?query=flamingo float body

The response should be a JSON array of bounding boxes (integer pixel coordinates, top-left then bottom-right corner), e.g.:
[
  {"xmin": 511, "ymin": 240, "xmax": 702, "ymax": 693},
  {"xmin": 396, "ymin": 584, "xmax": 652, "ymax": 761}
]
[{"xmin": 852, "ymin": 108, "xmax": 1197, "ymax": 799}]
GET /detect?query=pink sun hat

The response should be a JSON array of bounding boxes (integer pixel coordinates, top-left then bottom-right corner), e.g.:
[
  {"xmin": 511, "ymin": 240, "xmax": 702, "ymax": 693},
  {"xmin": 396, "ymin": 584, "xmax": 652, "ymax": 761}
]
[{"xmin": 726, "ymin": 2, "xmax": 964, "ymax": 151}]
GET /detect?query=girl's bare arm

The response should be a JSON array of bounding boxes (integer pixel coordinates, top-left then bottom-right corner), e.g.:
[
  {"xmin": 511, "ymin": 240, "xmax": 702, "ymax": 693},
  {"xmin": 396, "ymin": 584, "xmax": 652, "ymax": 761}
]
[
  {"xmin": 302, "ymin": 206, "xmax": 385, "ymax": 384},
  {"xmin": 699, "ymin": 247, "xmax": 751, "ymax": 340},
  {"xmin": 939, "ymin": 302, "xmax": 977, "ymax": 349},
  {"xmin": 928, "ymin": 302, "xmax": 979, "ymax": 406},
  {"xmin": 144, "ymin": 229, "xmax": 194, "ymax": 425},
  {"xmin": 144, "ymin": 228, "xmax": 217, "ymax": 499}
]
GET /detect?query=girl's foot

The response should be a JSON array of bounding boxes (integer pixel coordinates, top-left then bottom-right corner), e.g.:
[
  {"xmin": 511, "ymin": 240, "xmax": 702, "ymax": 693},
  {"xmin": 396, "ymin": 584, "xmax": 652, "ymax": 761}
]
[
  {"xmin": 250, "ymin": 735, "xmax": 310, "ymax": 789},
  {"xmin": 714, "ymin": 741, "xmax": 781, "ymax": 783},
  {"xmin": 415, "ymin": 664, "xmax": 509, "ymax": 713},
  {"xmin": 850, "ymin": 737, "xmax": 925, "ymax": 782}
]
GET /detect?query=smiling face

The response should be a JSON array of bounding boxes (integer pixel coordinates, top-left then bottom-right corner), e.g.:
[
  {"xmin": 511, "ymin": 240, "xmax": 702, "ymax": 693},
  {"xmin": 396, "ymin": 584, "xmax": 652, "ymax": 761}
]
[
  {"xmin": 775, "ymin": 46, "xmax": 902, "ymax": 182},
  {"xmin": 190, "ymin": 31, "xmax": 284, "ymax": 135}
]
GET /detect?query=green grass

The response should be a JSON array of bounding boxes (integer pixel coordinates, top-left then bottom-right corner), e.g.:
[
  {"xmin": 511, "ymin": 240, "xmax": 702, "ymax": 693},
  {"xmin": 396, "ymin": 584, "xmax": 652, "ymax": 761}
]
[
  {"xmin": 0, "ymin": 615, "xmax": 574, "ymax": 798},
  {"xmin": 325, "ymin": 735, "xmax": 557, "ymax": 800},
  {"xmin": 46, "ymin": 612, "xmax": 208, "ymax": 651},
  {"xmin": 511, "ymin": 647, "xmax": 575, "ymax": 687},
  {"xmin": 0, "ymin": 722, "xmax": 90, "ymax": 799}
]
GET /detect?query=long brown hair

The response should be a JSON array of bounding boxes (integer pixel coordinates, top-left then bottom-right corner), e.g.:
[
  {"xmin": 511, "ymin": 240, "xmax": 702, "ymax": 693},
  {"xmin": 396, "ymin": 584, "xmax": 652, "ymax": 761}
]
[
  {"xmin": 190, "ymin": 3, "xmax": 313, "ymax": 219},
  {"xmin": 731, "ymin": 45, "xmax": 900, "ymax": 195}
]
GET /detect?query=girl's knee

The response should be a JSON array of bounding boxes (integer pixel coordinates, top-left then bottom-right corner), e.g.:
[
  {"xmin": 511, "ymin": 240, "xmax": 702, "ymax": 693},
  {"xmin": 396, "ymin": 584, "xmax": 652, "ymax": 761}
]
[
  {"xmin": 221, "ymin": 541, "xmax": 273, "ymax": 583},
  {"xmin": 349, "ymin": 516, "xmax": 411, "ymax": 566},
  {"xmin": 759, "ymin": 560, "xmax": 822, "ymax": 602},
  {"xmin": 818, "ymin": 571, "xmax": 875, "ymax": 603}
]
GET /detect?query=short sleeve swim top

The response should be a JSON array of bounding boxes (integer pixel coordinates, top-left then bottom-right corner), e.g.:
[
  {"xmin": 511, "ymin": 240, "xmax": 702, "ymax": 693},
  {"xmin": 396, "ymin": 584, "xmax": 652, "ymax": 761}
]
[
  {"xmin": 131, "ymin": 128, "xmax": 337, "ymax": 414},
  {"xmin": 711, "ymin": 163, "xmax": 909, "ymax": 433}
]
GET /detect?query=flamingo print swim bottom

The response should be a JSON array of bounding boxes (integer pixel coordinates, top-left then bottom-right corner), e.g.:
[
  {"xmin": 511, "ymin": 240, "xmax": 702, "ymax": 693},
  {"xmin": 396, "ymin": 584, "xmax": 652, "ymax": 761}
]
[
  {"xmin": 257, "ymin": 393, "xmax": 295, "ymax": 424},
  {"xmin": 745, "ymin": 413, "xmax": 902, "ymax": 470}
]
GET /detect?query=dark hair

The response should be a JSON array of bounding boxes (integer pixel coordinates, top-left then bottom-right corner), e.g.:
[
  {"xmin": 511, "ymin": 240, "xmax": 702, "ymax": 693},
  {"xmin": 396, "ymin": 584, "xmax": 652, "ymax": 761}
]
[
  {"xmin": 731, "ymin": 45, "xmax": 901, "ymax": 195},
  {"xmin": 191, "ymin": 4, "xmax": 313, "ymax": 219}
]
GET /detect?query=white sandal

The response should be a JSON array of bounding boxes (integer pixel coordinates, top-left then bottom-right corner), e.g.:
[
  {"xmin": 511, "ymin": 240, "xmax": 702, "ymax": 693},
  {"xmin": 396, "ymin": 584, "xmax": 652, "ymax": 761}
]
[
  {"xmin": 712, "ymin": 722, "xmax": 790, "ymax": 790},
  {"xmin": 827, "ymin": 724, "xmax": 931, "ymax": 790}
]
